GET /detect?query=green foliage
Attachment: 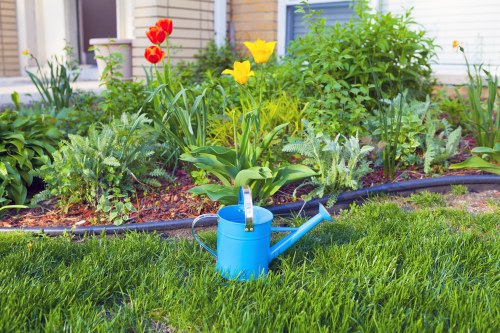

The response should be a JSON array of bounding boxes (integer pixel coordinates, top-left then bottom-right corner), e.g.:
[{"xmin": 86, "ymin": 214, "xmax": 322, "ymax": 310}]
[
  {"xmin": 90, "ymin": 46, "xmax": 124, "ymax": 84},
  {"xmin": 24, "ymin": 45, "xmax": 79, "ymax": 110},
  {"xmin": 283, "ymin": 121, "xmax": 373, "ymax": 206},
  {"xmin": 436, "ymin": 94, "xmax": 464, "ymax": 127},
  {"xmin": 0, "ymin": 109, "xmax": 61, "ymax": 206},
  {"xmin": 99, "ymin": 80, "xmax": 154, "ymax": 121},
  {"xmin": 33, "ymin": 113, "xmax": 169, "ymax": 224},
  {"xmin": 423, "ymin": 119, "xmax": 462, "ymax": 174},
  {"xmin": 408, "ymin": 191, "xmax": 446, "ymax": 208},
  {"xmin": 450, "ymin": 184, "xmax": 469, "ymax": 196},
  {"xmin": 455, "ymin": 46, "xmax": 500, "ymax": 148},
  {"xmin": 182, "ymin": 113, "xmax": 316, "ymax": 205},
  {"xmin": 281, "ymin": 1, "xmax": 437, "ymax": 137},
  {"xmin": 450, "ymin": 143, "xmax": 500, "ymax": 175},
  {"xmin": 146, "ymin": 83, "xmax": 226, "ymax": 160},
  {"xmin": 175, "ymin": 39, "xmax": 237, "ymax": 85},
  {"xmin": 367, "ymin": 93, "xmax": 431, "ymax": 172},
  {"xmin": 207, "ymin": 92, "xmax": 305, "ymax": 159}
]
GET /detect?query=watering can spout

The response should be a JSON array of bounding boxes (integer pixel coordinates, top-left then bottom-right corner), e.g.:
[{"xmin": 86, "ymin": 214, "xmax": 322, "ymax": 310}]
[{"xmin": 269, "ymin": 204, "xmax": 332, "ymax": 261}]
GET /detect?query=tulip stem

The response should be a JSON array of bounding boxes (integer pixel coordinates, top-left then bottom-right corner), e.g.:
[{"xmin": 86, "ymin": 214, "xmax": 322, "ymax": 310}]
[{"xmin": 166, "ymin": 38, "xmax": 171, "ymax": 85}]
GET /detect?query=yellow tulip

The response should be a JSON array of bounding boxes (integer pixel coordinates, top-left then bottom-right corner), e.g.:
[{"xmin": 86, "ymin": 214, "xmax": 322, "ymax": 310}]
[
  {"xmin": 452, "ymin": 40, "xmax": 460, "ymax": 49},
  {"xmin": 222, "ymin": 61, "xmax": 255, "ymax": 84},
  {"xmin": 21, "ymin": 49, "xmax": 30, "ymax": 56},
  {"xmin": 244, "ymin": 39, "xmax": 276, "ymax": 64}
]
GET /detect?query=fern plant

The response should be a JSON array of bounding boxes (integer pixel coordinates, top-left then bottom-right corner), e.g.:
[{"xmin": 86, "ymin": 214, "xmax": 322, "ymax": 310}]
[
  {"xmin": 423, "ymin": 119, "xmax": 462, "ymax": 174},
  {"xmin": 33, "ymin": 112, "xmax": 169, "ymax": 225},
  {"xmin": 283, "ymin": 121, "xmax": 374, "ymax": 206}
]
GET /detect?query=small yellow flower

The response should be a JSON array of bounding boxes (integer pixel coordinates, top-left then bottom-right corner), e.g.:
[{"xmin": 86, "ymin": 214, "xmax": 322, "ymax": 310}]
[
  {"xmin": 244, "ymin": 39, "xmax": 276, "ymax": 64},
  {"xmin": 452, "ymin": 40, "xmax": 460, "ymax": 49},
  {"xmin": 27, "ymin": 242, "xmax": 32, "ymax": 249},
  {"xmin": 21, "ymin": 49, "xmax": 30, "ymax": 56},
  {"xmin": 222, "ymin": 61, "xmax": 255, "ymax": 85}
]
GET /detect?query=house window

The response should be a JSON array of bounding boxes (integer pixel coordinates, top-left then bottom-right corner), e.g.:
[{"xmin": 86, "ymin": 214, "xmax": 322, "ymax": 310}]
[{"xmin": 278, "ymin": 0, "xmax": 355, "ymax": 57}]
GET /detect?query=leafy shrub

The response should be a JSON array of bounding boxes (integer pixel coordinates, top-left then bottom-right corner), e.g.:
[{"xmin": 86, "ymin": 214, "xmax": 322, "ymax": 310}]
[
  {"xmin": 33, "ymin": 113, "xmax": 169, "ymax": 224},
  {"xmin": 283, "ymin": 121, "xmax": 373, "ymax": 206},
  {"xmin": 99, "ymin": 80, "xmax": 154, "ymax": 121},
  {"xmin": 0, "ymin": 109, "xmax": 61, "ymax": 206},
  {"xmin": 280, "ymin": 1, "xmax": 437, "ymax": 137}
]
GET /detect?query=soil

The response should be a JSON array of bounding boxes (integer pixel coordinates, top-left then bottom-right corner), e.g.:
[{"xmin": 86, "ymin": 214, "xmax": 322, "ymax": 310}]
[{"xmin": 0, "ymin": 135, "xmax": 497, "ymax": 229}]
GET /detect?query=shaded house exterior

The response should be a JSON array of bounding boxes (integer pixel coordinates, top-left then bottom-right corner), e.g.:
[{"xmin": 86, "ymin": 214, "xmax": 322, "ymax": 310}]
[{"xmin": 1, "ymin": 0, "xmax": 499, "ymax": 84}]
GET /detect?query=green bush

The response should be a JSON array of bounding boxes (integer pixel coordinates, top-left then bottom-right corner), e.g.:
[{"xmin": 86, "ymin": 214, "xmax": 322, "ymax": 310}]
[
  {"xmin": 280, "ymin": 1, "xmax": 437, "ymax": 137},
  {"xmin": 33, "ymin": 113, "xmax": 169, "ymax": 224},
  {"xmin": 99, "ymin": 80, "xmax": 154, "ymax": 121},
  {"xmin": 175, "ymin": 39, "xmax": 237, "ymax": 85},
  {"xmin": 0, "ymin": 109, "xmax": 62, "ymax": 206}
]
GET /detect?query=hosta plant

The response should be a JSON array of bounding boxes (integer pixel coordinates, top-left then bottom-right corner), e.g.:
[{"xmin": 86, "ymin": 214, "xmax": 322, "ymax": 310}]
[
  {"xmin": 283, "ymin": 121, "xmax": 374, "ymax": 207},
  {"xmin": 0, "ymin": 109, "xmax": 61, "ymax": 206}
]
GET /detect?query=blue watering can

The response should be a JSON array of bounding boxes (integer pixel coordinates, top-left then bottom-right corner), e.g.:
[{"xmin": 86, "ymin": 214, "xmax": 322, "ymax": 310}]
[{"xmin": 192, "ymin": 186, "xmax": 333, "ymax": 281}]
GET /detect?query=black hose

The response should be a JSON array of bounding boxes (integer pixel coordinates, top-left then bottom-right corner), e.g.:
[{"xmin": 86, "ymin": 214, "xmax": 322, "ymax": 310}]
[{"xmin": 0, "ymin": 175, "xmax": 498, "ymax": 236}]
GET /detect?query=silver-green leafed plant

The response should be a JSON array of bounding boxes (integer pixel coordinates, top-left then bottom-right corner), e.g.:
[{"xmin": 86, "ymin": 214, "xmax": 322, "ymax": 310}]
[
  {"xmin": 33, "ymin": 112, "xmax": 169, "ymax": 225},
  {"xmin": 283, "ymin": 121, "xmax": 374, "ymax": 207}
]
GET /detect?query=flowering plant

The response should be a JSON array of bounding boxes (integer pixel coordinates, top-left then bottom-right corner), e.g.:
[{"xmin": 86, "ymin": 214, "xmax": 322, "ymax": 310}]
[
  {"xmin": 142, "ymin": 18, "xmax": 225, "ymax": 158},
  {"xmin": 181, "ymin": 39, "xmax": 316, "ymax": 205}
]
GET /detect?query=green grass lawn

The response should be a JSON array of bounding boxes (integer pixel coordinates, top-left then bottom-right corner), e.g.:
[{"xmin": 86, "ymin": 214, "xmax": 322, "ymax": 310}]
[{"xmin": 0, "ymin": 201, "xmax": 499, "ymax": 332}]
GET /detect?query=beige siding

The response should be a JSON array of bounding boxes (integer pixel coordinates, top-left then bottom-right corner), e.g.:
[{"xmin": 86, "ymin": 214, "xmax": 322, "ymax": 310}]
[
  {"xmin": 229, "ymin": 0, "xmax": 278, "ymax": 54},
  {"xmin": 0, "ymin": 0, "xmax": 20, "ymax": 76},
  {"xmin": 132, "ymin": 0, "xmax": 215, "ymax": 78},
  {"xmin": 381, "ymin": 0, "xmax": 500, "ymax": 84}
]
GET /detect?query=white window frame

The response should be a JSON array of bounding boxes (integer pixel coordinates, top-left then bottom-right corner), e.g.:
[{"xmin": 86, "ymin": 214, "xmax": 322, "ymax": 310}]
[{"xmin": 277, "ymin": 0, "xmax": 380, "ymax": 57}]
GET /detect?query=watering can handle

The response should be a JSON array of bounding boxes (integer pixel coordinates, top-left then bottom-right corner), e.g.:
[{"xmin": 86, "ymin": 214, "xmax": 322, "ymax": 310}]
[
  {"xmin": 191, "ymin": 214, "xmax": 218, "ymax": 257},
  {"xmin": 239, "ymin": 185, "xmax": 254, "ymax": 232}
]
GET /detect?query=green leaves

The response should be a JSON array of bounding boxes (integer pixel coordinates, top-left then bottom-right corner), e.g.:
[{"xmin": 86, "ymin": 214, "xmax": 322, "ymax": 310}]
[
  {"xmin": 281, "ymin": 4, "xmax": 436, "ymax": 138},
  {"xmin": 33, "ymin": 112, "xmax": 170, "ymax": 224},
  {"xmin": 182, "ymin": 116, "xmax": 317, "ymax": 205},
  {"xmin": 0, "ymin": 109, "xmax": 61, "ymax": 207},
  {"xmin": 283, "ymin": 121, "xmax": 373, "ymax": 206},
  {"xmin": 450, "ymin": 143, "xmax": 500, "ymax": 175},
  {"xmin": 449, "ymin": 156, "xmax": 500, "ymax": 175}
]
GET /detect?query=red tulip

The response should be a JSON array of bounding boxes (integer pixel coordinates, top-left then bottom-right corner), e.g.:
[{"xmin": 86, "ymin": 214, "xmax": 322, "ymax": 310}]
[
  {"xmin": 156, "ymin": 18, "xmax": 173, "ymax": 36},
  {"xmin": 146, "ymin": 26, "xmax": 166, "ymax": 44},
  {"xmin": 144, "ymin": 46, "xmax": 165, "ymax": 64}
]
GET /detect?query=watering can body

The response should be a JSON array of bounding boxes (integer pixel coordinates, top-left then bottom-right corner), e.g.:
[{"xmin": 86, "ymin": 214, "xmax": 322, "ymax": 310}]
[{"xmin": 192, "ymin": 186, "xmax": 332, "ymax": 281}]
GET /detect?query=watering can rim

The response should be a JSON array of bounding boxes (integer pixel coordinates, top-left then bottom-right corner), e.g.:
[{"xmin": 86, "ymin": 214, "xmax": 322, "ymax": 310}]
[{"xmin": 218, "ymin": 204, "xmax": 274, "ymax": 226}]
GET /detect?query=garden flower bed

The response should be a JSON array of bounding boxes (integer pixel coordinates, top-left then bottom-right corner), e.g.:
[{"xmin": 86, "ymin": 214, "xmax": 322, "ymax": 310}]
[{"xmin": 1, "ymin": 7, "xmax": 499, "ymax": 230}]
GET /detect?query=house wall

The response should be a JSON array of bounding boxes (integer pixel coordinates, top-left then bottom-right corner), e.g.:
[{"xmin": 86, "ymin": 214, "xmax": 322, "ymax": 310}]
[
  {"xmin": 132, "ymin": 0, "xmax": 215, "ymax": 78},
  {"xmin": 0, "ymin": 0, "xmax": 20, "ymax": 76},
  {"xmin": 229, "ymin": 0, "xmax": 278, "ymax": 54},
  {"xmin": 380, "ymin": 0, "xmax": 500, "ymax": 84}
]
